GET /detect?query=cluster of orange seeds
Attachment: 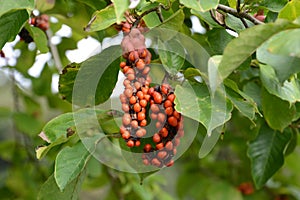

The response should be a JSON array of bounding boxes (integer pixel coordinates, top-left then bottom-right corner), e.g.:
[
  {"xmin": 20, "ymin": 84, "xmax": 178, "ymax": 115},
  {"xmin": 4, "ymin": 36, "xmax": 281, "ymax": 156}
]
[{"xmin": 119, "ymin": 26, "xmax": 183, "ymax": 168}]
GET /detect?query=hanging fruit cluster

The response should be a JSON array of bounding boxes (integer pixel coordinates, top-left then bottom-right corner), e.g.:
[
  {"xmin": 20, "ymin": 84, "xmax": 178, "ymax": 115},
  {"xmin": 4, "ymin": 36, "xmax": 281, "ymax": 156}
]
[
  {"xmin": 119, "ymin": 21, "xmax": 184, "ymax": 168},
  {"xmin": 30, "ymin": 14, "xmax": 50, "ymax": 31}
]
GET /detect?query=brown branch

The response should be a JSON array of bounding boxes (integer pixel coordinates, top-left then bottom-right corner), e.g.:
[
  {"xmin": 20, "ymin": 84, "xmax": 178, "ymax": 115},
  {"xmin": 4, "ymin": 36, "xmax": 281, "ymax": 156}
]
[
  {"xmin": 217, "ymin": 4, "xmax": 264, "ymax": 25},
  {"xmin": 209, "ymin": 10, "xmax": 236, "ymax": 32},
  {"xmin": 46, "ymin": 29, "xmax": 63, "ymax": 72}
]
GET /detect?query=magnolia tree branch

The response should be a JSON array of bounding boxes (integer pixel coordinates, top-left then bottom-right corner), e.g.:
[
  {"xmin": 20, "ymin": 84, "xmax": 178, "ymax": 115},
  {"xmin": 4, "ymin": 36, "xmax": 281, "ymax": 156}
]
[{"xmin": 217, "ymin": 4, "xmax": 264, "ymax": 25}]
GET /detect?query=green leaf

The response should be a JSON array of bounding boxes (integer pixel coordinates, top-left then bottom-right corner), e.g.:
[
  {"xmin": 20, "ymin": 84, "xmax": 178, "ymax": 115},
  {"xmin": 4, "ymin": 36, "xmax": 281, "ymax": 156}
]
[
  {"xmin": 14, "ymin": 41, "xmax": 37, "ymax": 76},
  {"xmin": 54, "ymin": 141, "xmax": 92, "ymax": 191},
  {"xmin": 175, "ymin": 81, "xmax": 233, "ymax": 135},
  {"xmin": 59, "ymin": 46, "xmax": 121, "ymax": 106},
  {"xmin": 36, "ymin": 0, "xmax": 55, "ymax": 12},
  {"xmin": 247, "ymin": 124, "xmax": 292, "ymax": 189},
  {"xmin": 158, "ymin": 9, "xmax": 185, "ymax": 31},
  {"xmin": 261, "ymin": 88, "xmax": 296, "ymax": 131},
  {"xmin": 260, "ymin": 64, "xmax": 300, "ymax": 104},
  {"xmin": 32, "ymin": 65, "xmax": 52, "ymax": 96},
  {"xmin": 0, "ymin": 0, "xmax": 34, "ymax": 18},
  {"xmin": 207, "ymin": 28, "xmax": 235, "ymax": 55},
  {"xmin": 278, "ymin": 0, "xmax": 300, "ymax": 21},
  {"xmin": 111, "ymin": 0, "xmax": 129, "ymax": 24},
  {"xmin": 198, "ymin": 128, "xmax": 222, "ymax": 158},
  {"xmin": 179, "ymin": 0, "xmax": 219, "ymax": 11},
  {"xmin": 0, "ymin": 10, "xmax": 29, "ymax": 50},
  {"xmin": 267, "ymin": 29, "xmax": 300, "ymax": 58},
  {"xmin": 225, "ymin": 13, "xmax": 254, "ymax": 33},
  {"xmin": 157, "ymin": 39, "xmax": 185, "ymax": 76},
  {"xmin": 191, "ymin": 10, "xmax": 222, "ymax": 28},
  {"xmin": 41, "ymin": 112, "xmax": 75, "ymax": 143},
  {"xmin": 257, "ymin": 31, "xmax": 300, "ymax": 82},
  {"xmin": 27, "ymin": 25, "xmax": 49, "ymax": 53},
  {"xmin": 40, "ymin": 108, "xmax": 112, "ymax": 144},
  {"xmin": 36, "ymin": 136, "xmax": 70, "ymax": 159},
  {"xmin": 76, "ymin": 0, "xmax": 107, "ymax": 11},
  {"xmin": 224, "ymin": 79, "xmax": 259, "ymax": 122},
  {"xmin": 207, "ymin": 181, "xmax": 243, "ymax": 200},
  {"xmin": 38, "ymin": 173, "xmax": 86, "ymax": 200},
  {"xmin": 13, "ymin": 112, "xmax": 43, "ymax": 136},
  {"xmin": 85, "ymin": 5, "xmax": 118, "ymax": 32},
  {"xmin": 261, "ymin": 0, "xmax": 288, "ymax": 12},
  {"xmin": 217, "ymin": 20, "xmax": 300, "ymax": 84}
]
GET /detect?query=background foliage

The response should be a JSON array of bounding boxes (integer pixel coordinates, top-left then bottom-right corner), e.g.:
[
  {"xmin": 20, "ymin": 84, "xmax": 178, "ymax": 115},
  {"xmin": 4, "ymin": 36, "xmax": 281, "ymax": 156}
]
[{"xmin": 1, "ymin": 0, "xmax": 300, "ymax": 199}]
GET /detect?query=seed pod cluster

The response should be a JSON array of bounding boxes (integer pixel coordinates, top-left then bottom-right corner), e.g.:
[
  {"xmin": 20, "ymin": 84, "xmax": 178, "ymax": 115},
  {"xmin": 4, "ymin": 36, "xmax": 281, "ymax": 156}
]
[
  {"xmin": 142, "ymin": 84, "xmax": 184, "ymax": 168},
  {"xmin": 119, "ymin": 28, "xmax": 152, "ymax": 148},
  {"xmin": 119, "ymin": 25, "xmax": 184, "ymax": 168}
]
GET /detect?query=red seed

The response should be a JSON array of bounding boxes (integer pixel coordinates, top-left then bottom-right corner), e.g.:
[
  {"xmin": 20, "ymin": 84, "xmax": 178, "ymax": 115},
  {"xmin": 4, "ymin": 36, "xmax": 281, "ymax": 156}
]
[
  {"xmin": 160, "ymin": 127, "xmax": 168, "ymax": 137},
  {"xmin": 124, "ymin": 88, "xmax": 133, "ymax": 98},
  {"xmin": 143, "ymin": 159, "xmax": 150, "ymax": 165},
  {"xmin": 129, "ymin": 51, "xmax": 136, "ymax": 62},
  {"xmin": 173, "ymin": 110, "xmax": 180, "ymax": 119},
  {"xmin": 122, "ymin": 114, "xmax": 131, "ymax": 126},
  {"xmin": 151, "ymin": 158, "xmax": 161, "ymax": 167},
  {"xmin": 156, "ymin": 143, "xmax": 164, "ymax": 150},
  {"xmin": 166, "ymin": 160, "xmax": 174, "ymax": 167},
  {"xmin": 148, "ymin": 87, "xmax": 154, "ymax": 95},
  {"xmin": 127, "ymin": 73, "xmax": 135, "ymax": 81},
  {"xmin": 144, "ymin": 144, "xmax": 152, "ymax": 152},
  {"xmin": 157, "ymin": 113, "xmax": 166, "ymax": 123},
  {"xmin": 161, "ymin": 84, "xmax": 169, "ymax": 95},
  {"xmin": 167, "ymin": 93, "xmax": 175, "ymax": 102},
  {"xmin": 133, "ymin": 103, "xmax": 141, "ymax": 113},
  {"xmin": 168, "ymin": 116, "xmax": 178, "ymax": 127},
  {"xmin": 139, "ymin": 49, "xmax": 147, "ymax": 58},
  {"xmin": 120, "ymin": 126, "xmax": 126, "ymax": 134},
  {"xmin": 164, "ymin": 100, "xmax": 173, "ymax": 108},
  {"xmin": 139, "ymin": 99, "xmax": 147, "ymax": 107},
  {"xmin": 153, "ymin": 92, "xmax": 162, "ymax": 104},
  {"xmin": 131, "ymin": 120, "xmax": 139, "ymax": 129},
  {"xmin": 165, "ymin": 107, "xmax": 173, "ymax": 116},
  {"xmin": 142, "ymin": 66, "xmax": 150, "ymax": 75},
  {"xmin": 120, "ymin": 61, "xmax": 126, "ymax": 69},
  {"xmin": 157, "ymin": 151, "xmax": 167, "ymax": 159},
  {"xmin": 150, "ymin": 113, "xmax": 157, "ymax": 120},
  {"xmin": 136, "ymin": 128, "xmax": 146, "ymax": 137},
  {"xmin": 155, "ymin": 121, "xmax": 162, "ymax": 129},
  {"xmin": 123, "ymin": 79, "xmax": 130, "ymax": 86},
  {"xmin": 135, "ymin": 140, "xmax": 141, "ymax": 147},
  {"xmin": 122, "ymin": 131, "xmax": 130, "ymax": 140},
  {"xmin": 153, "ymin": 133, "xmax": 161, "ymax": 143},
  {"xmin": 174, "ymin": 138, "xmax": 180, "ymax": 146},
  {"xmin": 165, "ymin": 141, "xmax": 173, "ymax": 151},
  {"xmin": 150, "ymin": 104, "xmax": 160, "ymax": 113},
  {"xmin": 119, "ymin": 94, "xmax": 127, "ymax": 103},
  {"xmin": 142, "ymin": 87, "xmax": 148, "ymax": 94},
  {"xmin": 139, "ymin": 119, "xmax": 147, "ymax": 127},
  {"xmin": 129, "ymin": 96, "xmax": 137, "ymax": 104},
  {"xmin": 136, "ymin": 91, "xmax": 144, "ymax": 100},
  {"xmin": 123, "ymin": 66, "xmax": 129, "ymax": 74},
  {"xmin": 122, "ymin": 104, "xmax": 130, "ymax": 112},
  {"xmin": 127, "ymin": 140, "xmax": 135, "ymax": 147},
  {"xmin": 137, "ymin": 112, "xmax": 146, "ymax": 121},
  {"xmin": 173, "ymin": 148, "xmax": 177, "ymax": 155},
  {"xmin": 136, "ymin": 59, "xmax": 145, "ymax": 70},
  {"xmin": 134, "ymin": 81, "xmax": 141, "ymax": 90},
  {"xmin": 144, "ymin": 94, "xmax": 150, "ymax": 101}
]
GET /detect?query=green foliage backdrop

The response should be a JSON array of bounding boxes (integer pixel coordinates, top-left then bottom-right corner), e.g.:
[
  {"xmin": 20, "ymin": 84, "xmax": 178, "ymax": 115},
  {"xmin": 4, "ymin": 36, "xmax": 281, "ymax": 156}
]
[{"xmin": 1, "ymin": 0, "xmax": 300, "ymax": 199}]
